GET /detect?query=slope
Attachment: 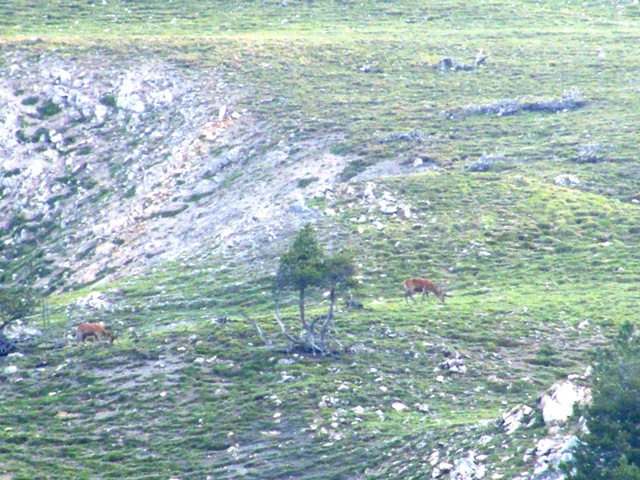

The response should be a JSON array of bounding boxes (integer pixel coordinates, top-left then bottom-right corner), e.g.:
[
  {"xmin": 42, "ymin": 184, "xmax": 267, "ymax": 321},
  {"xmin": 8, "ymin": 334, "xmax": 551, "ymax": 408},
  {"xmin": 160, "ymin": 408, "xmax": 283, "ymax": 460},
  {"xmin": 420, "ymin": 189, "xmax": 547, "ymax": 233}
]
[{"xmin": 1, "ymin": 1, "xmax": 639, "ymax": 479}]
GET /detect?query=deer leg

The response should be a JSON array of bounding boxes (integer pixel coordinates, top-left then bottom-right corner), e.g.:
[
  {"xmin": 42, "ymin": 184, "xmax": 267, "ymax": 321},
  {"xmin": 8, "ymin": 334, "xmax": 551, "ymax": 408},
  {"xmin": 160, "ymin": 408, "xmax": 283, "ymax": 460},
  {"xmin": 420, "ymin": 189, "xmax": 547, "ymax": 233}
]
[
  {"xmin": 405, "ymin": 290, "xmax": 417, "ymax": 304},
  {"xmin": 422, "ymin": 288, "xmax": 430, "ymax": 302}
]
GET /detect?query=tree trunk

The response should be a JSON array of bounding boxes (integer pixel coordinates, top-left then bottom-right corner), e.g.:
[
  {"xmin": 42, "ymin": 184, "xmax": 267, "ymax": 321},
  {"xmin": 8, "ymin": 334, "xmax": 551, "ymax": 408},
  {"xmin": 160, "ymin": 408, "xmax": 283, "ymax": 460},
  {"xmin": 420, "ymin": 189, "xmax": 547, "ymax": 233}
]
[
  {"xmin": 299, "ymin": 287, "xmax": 307, "ymax": 329},
  {"xmin": 319, "ymin": 286, "xmax": 336, "ymax": 344}
]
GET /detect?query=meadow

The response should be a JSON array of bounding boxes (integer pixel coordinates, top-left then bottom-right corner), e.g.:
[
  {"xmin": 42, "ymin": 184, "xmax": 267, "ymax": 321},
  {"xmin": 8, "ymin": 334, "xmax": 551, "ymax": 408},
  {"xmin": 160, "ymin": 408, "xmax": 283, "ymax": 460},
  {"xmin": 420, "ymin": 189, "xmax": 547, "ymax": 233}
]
[{"xmin": 1, "ymin": 1, "xmax": 639, "ymax": 478}]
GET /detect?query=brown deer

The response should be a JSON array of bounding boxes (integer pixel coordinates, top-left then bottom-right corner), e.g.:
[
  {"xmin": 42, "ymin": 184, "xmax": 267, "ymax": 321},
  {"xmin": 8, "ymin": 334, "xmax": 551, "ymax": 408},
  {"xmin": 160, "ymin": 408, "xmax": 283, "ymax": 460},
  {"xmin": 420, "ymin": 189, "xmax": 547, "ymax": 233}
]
[
  {"xmin": 76, "ymin": 323, "xmax": 115, "ymax": 345},
  {"xmin": 403, "ymin": 278, "xmax": 446, "ymax": 304}
]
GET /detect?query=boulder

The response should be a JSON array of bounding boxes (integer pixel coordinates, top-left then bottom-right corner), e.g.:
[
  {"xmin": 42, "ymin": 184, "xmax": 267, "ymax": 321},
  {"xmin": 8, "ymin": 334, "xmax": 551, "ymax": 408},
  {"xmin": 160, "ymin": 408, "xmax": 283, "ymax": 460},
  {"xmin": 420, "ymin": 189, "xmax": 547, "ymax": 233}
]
[{"xmin": 538, "ymin": 381, "xmax": 591, "ymax": 425}]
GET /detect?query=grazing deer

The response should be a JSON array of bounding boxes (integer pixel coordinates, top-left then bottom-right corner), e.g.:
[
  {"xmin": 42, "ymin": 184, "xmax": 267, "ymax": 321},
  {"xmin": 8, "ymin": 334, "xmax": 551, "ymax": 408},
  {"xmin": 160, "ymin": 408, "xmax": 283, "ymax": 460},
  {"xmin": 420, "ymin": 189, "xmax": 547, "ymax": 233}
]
[
  {"xmin": 76, "ymin": 323, "xmax": 115, "ymax": 345},
  {"xmin": 403, "ymin": 278, "xmax": 446, "ymax": 304}
]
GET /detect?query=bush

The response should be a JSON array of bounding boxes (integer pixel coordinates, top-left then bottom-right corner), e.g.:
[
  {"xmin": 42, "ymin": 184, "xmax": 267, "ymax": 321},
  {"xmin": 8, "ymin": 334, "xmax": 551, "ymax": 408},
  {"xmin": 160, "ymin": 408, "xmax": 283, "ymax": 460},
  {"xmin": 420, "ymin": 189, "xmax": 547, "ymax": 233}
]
[
  {"xmin": 574, "ymin": 143, "xmax": 611, "ymax": 164},
  {"xmin": 564, "ymin": 321, "xmax": 640, "ymax": 479},
  {"xmin": 36, "ymin": 99, "xmax": 62, "ymax": 119},
  {"xmin": 21, "ymin": 95, "xmax": 40, "ymax": 106}
]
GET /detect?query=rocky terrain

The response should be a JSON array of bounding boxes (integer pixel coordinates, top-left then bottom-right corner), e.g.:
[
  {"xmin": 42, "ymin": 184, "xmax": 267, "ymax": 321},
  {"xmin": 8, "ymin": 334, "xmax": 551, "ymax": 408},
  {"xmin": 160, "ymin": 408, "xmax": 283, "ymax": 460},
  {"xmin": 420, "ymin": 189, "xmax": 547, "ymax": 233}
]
[
  {"xmin": 1, "ymin": 48, "xmax": 353, "ymax": 291},
  {"xmin": 2, "ymin": 1, "xmax": 639, "ymax": 478}
]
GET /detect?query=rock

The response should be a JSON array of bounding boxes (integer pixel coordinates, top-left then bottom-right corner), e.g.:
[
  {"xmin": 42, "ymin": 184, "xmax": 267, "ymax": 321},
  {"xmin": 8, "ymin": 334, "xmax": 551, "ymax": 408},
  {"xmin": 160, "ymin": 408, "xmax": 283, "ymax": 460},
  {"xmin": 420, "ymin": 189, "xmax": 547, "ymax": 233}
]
[
  {"xmin": 4, "ymin": 365, "xmax": 18, "ymax": 375},
  {"xmin": 538, "ymin": 381, "xmax": 591, "ymax": 425},
  {"xmin": 530, "ymin": 435, "xmax": 580, "ymax": 480},
  {"xmin": 450, "ymin": 453, "xmax": 486, "ymax": 479},
  {"xmin": 438, "ymin": 58, "xmax": 454, "ymax": 72},
  {"xmin": 4, "ymin": 320, "xmax": 43, "ymax": 342},
  {"xmin": 352, "ymin": 405, "xmax": 365, "ymax": 415},
  {"xmin": 554, "ymin": 174, "xmax": 580, "ymax": 187},
  {"xmin": 94, "ymin": 103, "xmax": 108, "ymax": 123},
  {"xmin": 363, "ymin": 182, "xmax": 376, "ymax": 201},
  {"xmin": 73, "ymin": 291, "xmax": 112, "ymax": 311},
  {"xmin": 392, "ymin": 402, "xmax": 408, "ymax": 411},
  {"xmin": 218, "ymin": 105, "xmax": 227, "ymax": 121},
  {"xmin": 440, "ymin": 356, "xmax": 467, "ymax": 374},
  {"xmin": 401, "ymin": 204, "xmax": 412, "ymax": 218},
  {"xmin": 379, "ymin": 200, "xmax": 397, "ymax": 214},
  {"xmin": 499, "ymin": 404, "xmax": 534, "ymax": 434},
  {"xmin": 117, "ymin": 78, "xmax": 146, "ymax": 112}
]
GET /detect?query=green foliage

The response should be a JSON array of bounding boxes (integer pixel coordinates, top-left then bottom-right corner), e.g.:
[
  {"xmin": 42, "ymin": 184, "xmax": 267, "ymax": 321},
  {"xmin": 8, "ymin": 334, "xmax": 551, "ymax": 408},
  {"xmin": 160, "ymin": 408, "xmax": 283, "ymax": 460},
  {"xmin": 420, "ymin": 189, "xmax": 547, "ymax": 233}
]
[
  {"xmin": 564, "ymin": 322, "xmax": 640, "ymax": 480},
  {"xmin": 276, "ymin": 223, "xmax": 325, "ymax": 294},
  {"xmin": 99, "ymin": 94, "xmax": 117, "ymax": 108},
  {"xmin": 276, "ymin": 224, "xmax": 357, "ymax": 349},
  {"xmin": 276, "ymin": 223, "xmax": 325, "ymax": 328},
  {"xmin": 324, "ymin": 252, "xmax": 358, "ymax": 292},
  {"xmin": 0, "ymin": 285, "xmax": 38, "ymax": 328},
  {"xmin": 20, "ymin": 95, "xmax": 39, "ymax": 106},
  {"xmin": 36, "ymin": 99, "xmax": 62, "ymax": 119}
]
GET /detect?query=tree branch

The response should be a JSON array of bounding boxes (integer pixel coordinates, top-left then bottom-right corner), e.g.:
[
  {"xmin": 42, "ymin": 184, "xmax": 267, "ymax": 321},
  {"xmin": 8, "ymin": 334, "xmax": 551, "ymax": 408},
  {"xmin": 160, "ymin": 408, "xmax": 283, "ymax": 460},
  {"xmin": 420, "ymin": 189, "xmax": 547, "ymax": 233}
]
[{"xmin": 240, "ymin": 311, "xmax": 272, "ymax": 347}]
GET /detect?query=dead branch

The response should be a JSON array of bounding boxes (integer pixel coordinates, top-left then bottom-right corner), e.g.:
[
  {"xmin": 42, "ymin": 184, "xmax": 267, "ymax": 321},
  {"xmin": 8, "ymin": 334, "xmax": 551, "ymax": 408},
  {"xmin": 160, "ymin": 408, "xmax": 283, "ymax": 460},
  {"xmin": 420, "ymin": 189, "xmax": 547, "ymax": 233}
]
[{"xmin": 240, "ymin": 311, "xmax": 272, "ymax": 347}]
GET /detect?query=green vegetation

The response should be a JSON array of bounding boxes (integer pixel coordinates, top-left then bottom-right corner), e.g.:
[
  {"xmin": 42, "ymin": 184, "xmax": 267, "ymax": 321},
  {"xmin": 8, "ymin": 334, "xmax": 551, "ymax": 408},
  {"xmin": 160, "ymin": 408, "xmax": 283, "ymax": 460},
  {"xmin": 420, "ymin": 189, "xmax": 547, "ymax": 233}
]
[
  {"xmin": 275, "ymin": 224, "xmax": 357, "ymax": 353},
  {"xmin": 1, "ymin": 0, "xmax": 639, "ymax": 479},
  {"xmin": 0, "ymin": 285, "xmax": 38, "ymax": 354},
  {"xmin": 36, "ymin": 99, "xmax": 62, "ymax": 119},
  {"xmin": 565, "ymin": 322, "xmax": 640, "ymax": 480},
  {"xmin": 277, "ymin": 223, "xmax": 326, "ymax": 329}
]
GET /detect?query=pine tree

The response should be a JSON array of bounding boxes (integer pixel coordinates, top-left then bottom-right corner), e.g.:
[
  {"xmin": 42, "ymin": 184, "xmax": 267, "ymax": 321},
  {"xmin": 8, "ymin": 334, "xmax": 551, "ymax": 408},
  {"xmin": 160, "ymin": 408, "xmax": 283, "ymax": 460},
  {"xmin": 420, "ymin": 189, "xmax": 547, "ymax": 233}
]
[
  {"xmin": 565, "ymin": 322, "xmax": 640, "ymax": 480},
  {"xmin": 276, "ymin": 223, "xmax": 326, "ymax": 330},
  {"xmin": 274, "ymin": 224, "xmax": 358, "ymax": 353}
]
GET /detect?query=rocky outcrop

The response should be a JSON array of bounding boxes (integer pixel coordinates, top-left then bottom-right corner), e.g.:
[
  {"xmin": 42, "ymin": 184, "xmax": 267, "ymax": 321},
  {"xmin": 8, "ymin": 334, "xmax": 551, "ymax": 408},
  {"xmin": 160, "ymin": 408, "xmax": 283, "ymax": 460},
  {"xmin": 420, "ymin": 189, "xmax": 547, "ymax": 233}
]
[{"xmin": 0, "ymin": 50, "xmax": 348, "ymax": 291}]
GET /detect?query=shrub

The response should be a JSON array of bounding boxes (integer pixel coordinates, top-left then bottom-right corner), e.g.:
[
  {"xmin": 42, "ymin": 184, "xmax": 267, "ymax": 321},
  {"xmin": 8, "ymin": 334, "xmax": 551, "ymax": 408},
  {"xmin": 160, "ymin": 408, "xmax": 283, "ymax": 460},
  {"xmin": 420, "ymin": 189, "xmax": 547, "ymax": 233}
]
[
  {"xmin": 21, "ymin": 95, "xmax": 40, "ymax": 106},
  {"xmin": 564, "ymin": 321, "xmax": 640, "ymax": 479},
  {"xmin": 99, "ymin": 94, "xmax": 117, "ymax": 108},
  {"xmin": 574, "ymin": 143, "xmax": 611, "ymax": 164},
  {"xmin": 466, "ymin": 153, "xmax": 508, "ymax": 172},
  {"xmin": 36, "ymin": 99, "xmax": 62, "ymax": 119}
]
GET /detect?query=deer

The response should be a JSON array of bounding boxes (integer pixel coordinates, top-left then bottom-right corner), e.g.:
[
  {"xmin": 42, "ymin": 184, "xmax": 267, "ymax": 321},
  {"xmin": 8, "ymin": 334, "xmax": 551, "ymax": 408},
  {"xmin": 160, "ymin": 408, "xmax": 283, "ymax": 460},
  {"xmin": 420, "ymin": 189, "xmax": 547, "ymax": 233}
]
[
  {"xmin": 76, "ymin": 323, "xmax": 115, "ymax": 345},
  {"xmin": 403, "ymin": 278, "xmax": 446, "ymax": 304}
]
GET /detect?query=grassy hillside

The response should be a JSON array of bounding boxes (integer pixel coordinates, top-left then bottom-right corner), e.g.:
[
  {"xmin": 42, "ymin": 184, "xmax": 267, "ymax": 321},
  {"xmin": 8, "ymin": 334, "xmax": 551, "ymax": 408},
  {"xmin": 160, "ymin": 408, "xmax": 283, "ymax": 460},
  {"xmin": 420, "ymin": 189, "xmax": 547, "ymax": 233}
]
[{"xmin": 1, "ymin": 1, "xmax": 639, "ymax": 479}]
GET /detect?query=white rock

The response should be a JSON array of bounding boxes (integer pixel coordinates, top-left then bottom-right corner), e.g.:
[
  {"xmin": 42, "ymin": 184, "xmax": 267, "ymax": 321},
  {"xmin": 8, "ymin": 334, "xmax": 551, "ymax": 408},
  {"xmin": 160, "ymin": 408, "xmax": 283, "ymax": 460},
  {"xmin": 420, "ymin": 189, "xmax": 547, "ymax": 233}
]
[
  {"xmin": 4, "ymin": 366, "xmax": 18, "ymax": 375},
  {"xmin": 539, "ymin": 381, "xmax": 591, "ymax": 425},
  {"xmin": 402, "ymin": 204, "xmax": 412, "ymax": 218},
  {"xmin": 94, "ymin": 104, "xmax": 108, "ymax": 123},
  {"xmin": 501, "ymin": 404, "xmax": 534, "ymax": 434},
  {"xmin": 392, "ymin": 402, "xmax": 408, "ymax": 411},
  {"xmin": 55, "ymin": 68, "xmax": 72, "ymax": 86},
  {"xmin": 554, "ymin": 174, "xmax": 580, "ymax": 187},
  {"xmin": 218, "ymin": 105, "xmax": 227, "ymax": 121},
  {"xmin": 324, "ymin": 208, "xmax": 336, "ymax": 216},
  {"xmin": 379, "ymin": 200, "xmax": 397, "ymax": 214},
  {"xmin": 363, "ymin": 182, "xmax": 376, "ymax": 200}
]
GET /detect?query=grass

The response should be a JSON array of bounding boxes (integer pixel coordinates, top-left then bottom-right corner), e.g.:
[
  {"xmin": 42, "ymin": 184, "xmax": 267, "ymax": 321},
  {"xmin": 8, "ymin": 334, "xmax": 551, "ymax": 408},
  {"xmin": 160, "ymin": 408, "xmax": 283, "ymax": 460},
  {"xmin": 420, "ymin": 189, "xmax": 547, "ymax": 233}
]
[
  {"xmin": 1, "ymin": 0, "xmax": 640, "ymax": 478},
  {"xmin": 2, "ymin": 166, "xmax": 631, "ymax": 478}
]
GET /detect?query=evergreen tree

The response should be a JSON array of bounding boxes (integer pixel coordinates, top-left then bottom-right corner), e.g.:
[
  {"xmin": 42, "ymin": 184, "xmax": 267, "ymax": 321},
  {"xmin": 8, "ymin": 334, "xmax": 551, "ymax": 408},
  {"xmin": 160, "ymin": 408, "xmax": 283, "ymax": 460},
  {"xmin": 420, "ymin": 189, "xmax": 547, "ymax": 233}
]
[
  {"xmin": 276, "ymin": 224, "xmax": 326, "ymax": 330},
  {"xmin": 565, "ymin": 322, "xmax": 640, "ymax": 480},
  {"xmin": 323, "ymin": 252, "xmax": 357, "ymax": 322},
  {"xmin": 274, "ymin": 225, "xmax": 358, "ymax": 353}
]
